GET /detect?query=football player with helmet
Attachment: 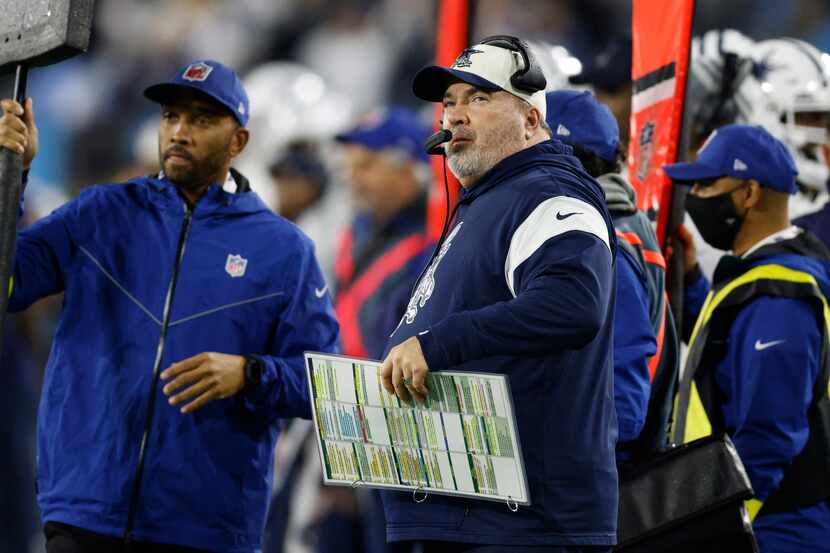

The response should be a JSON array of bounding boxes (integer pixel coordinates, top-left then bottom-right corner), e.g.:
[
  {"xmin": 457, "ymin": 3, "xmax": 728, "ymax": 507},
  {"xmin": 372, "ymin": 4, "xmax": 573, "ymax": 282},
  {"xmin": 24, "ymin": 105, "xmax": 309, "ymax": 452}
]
[{"xmin": 751, "ymin": 38, "xmax": 830, "ymax": 222}]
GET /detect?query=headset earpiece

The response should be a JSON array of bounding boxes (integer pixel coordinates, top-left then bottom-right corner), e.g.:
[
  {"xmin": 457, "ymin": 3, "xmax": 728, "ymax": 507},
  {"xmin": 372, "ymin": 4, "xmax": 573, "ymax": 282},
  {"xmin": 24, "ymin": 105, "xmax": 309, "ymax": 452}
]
[{"xmin": 480, "ymin": 35, "xmax": 547, "ymax": 94}]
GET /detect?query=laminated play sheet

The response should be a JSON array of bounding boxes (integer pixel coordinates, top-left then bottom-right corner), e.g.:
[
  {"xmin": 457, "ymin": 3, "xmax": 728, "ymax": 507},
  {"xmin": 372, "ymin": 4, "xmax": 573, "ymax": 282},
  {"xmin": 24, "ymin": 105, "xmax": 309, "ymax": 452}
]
[{"xmin": 304, "ymin": 352, "xmax": 530, "ymax": 508}]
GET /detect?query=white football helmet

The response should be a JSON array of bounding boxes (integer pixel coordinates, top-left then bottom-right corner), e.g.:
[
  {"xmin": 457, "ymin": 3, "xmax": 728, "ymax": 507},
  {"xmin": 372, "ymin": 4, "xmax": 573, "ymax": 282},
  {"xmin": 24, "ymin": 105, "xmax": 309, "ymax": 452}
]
[
  {"xmin": 236, "ymin": 62, "xmax": 353, "ymax": 207},
  {"xmin": 527, "ymin": 41, "xmax": 583, "ymax": 91},
  {"xmin": 687, "ymin": 29, "xmax": 765, "ymax": 149},
  {"xmin": 751, "ymin": 38, "xmax": 830, "ymax": 192},
  {"xmin": 242, "ymin": 61, "xmax": 353, "ymax": 160}
]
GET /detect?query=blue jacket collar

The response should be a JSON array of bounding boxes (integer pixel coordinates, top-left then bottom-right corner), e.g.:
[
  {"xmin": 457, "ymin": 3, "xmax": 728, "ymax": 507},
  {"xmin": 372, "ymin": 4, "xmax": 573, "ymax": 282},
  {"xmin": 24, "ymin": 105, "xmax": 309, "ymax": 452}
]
[
  {"xmin": 714, "ymin": 231, "xmax": 830, "ymax": 297},
  {"xmin": 135, "ymin": 168, "xmax": 270, "ymax": 218}
]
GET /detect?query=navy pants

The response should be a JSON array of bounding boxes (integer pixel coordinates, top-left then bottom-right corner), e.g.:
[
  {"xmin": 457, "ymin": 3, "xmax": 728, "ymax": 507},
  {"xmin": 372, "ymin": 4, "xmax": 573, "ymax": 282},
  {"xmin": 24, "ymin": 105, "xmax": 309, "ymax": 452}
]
[
  {"xmin": 45, "ymin": 522, "xmax": 210, "ymax": 553},
  {"xmin": 408, "ymin": 543, "xmax": 613, "ymax": 553}
]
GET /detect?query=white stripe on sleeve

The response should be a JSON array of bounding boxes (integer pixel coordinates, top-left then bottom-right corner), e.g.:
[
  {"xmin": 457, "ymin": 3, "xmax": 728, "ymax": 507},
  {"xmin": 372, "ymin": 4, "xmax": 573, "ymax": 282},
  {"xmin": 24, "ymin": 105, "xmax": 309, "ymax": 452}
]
[{"xmin": 504, "ymin": 196, "xmax": 610, "ymax": 297}]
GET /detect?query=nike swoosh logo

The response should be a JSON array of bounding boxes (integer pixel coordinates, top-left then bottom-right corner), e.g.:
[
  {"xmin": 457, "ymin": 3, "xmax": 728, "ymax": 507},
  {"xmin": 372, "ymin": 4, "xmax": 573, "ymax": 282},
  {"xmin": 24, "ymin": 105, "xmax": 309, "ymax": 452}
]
[
  {"xmin": 315, "ymin": 286, "xmax": 328, "ymax": 298},
  {"xmin": 754, "ymin": 339, "xmax": 785, "ymax": 351},
  {"xmin": 556, "ymin": 211, "xmax": 582, "ymax": 220}
]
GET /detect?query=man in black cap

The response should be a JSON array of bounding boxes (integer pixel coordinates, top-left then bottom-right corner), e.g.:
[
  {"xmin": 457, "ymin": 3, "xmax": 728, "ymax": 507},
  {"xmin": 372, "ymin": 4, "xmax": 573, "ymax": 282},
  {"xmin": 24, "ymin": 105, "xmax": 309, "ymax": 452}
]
[
  {"xmin": 0, "ymin": 60, "xmax": 339, "ymax": 552},
  {"xmin": 571, "ymin": 36, "xmax": 633, "ymax": 152}
]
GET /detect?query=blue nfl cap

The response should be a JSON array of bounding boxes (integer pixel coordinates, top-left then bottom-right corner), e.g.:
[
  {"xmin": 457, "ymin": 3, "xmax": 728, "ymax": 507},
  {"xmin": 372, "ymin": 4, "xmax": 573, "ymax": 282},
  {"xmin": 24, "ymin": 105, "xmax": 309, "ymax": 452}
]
[
  {"xmin": 663, "ymin": 124, "xmax": 798, "ymax": 194},
  {"xmin": 545, "ymin": 90, "xmax": 620, "ymax": 162},
  {"xmin": 144, "ymin": 60, "xmax": 250, "ymax": 126},
  {"xmin": 335, "ymin": 106, "xmax": 430, "ymax": 163}
]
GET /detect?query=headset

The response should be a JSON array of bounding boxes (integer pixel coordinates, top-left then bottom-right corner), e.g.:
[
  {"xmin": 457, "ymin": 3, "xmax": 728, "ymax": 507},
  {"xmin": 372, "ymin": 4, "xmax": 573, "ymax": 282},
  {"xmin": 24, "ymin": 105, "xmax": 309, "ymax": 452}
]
[
  {"xmin": 479, "ymin": 35, "xmax": 548, "ymax": 94},
  {"xmin": 424, "ymin": 35, "xmax": 546, "ymax": 156}
]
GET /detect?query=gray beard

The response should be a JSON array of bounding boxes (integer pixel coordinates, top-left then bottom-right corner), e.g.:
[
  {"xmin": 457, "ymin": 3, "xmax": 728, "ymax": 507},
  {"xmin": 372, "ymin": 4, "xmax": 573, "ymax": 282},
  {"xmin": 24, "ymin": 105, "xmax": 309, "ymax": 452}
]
[
  {"xmin": 447, "ymin": 146, "xmax": 493, "ymax": 180},
  {"xmin": 446, "ymin": 128, "xmax": 523, "ymax": 183}
]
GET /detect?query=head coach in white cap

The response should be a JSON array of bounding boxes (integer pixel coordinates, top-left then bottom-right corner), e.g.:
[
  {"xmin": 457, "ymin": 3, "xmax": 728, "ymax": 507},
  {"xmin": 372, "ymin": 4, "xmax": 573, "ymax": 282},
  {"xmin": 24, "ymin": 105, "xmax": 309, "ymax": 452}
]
[{"xmin": 379, "ymin": 36, "xmax": 620, "ymax": 552}]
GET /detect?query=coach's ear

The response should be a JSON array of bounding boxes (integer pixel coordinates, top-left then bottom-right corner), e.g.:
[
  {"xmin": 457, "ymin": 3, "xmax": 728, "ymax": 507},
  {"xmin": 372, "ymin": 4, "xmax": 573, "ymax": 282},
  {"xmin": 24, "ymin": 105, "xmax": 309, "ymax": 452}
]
[
  {"xmin": 230, "ymin": 127, "xmax": 250, "ymax": 159},
  {"xmin": 524, "ymin": 105, "xmax": 544, "ymax": 139}
]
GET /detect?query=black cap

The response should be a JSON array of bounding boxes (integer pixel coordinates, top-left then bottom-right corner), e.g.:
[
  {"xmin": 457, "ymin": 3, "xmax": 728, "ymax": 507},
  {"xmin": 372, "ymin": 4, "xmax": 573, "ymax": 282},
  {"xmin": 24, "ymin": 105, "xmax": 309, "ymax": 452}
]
[{"xmin": 570, "ymin": 36, "xmax": 632, "ymax": 93}]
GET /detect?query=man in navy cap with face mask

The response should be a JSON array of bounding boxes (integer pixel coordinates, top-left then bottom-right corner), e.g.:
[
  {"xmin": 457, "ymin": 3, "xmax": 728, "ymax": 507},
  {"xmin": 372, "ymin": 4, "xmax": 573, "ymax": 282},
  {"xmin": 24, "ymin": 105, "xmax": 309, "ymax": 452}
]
[
  {"xmin": 665, "ymin": 124, "xmax": 830, "ymax": 553},
  {"xmin": 0, "ymin": 60, "xmax": 340, "ymax": 552},
  {"xmin": 334, "ymin": 106, "xmax": 433, "ymax": 361}
]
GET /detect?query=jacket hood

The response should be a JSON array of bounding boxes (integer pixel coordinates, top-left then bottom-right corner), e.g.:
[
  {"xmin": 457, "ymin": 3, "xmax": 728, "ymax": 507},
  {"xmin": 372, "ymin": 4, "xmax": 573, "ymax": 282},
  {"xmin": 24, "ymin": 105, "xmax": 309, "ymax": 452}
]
[
  {"xmin": 597, "ymin": 172, "xmax": 638, "ymax": 214},
  {"xmin": 745, "ymin": 231, "xmax": 830, "ymax": 298},
  {"xmin": 131, "ymin": 168, "xmax": 271, "ymax": 218}
]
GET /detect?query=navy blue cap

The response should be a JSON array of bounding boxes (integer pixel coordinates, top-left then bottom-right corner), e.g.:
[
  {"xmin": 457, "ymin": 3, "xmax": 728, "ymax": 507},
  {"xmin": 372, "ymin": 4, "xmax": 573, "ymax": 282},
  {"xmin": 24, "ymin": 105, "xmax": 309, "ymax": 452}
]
[
  {"xmin": 545, "ymin": 90, "xmax": 620, "ymax": 162},
  {"xmin": 663, "ymin": 124, "xmax": 798, "ymax": 194},
  {"xmin": 269, "ymin": 149, "xmax": 329, "ymax": 190},
  {"xmin": 413, "ymin": 66, "xmax": 502, "ymax": 102},
  {"xmin": 570, "ymin": 36, "xmax": 632, "ymax": 92},
  {"xmin": 144, "ymin": 60, "xmax": 250, "ymax": 126},
  {"xmin": 335, "ymin": 106, "xmax": 430, "ymax": 163}
]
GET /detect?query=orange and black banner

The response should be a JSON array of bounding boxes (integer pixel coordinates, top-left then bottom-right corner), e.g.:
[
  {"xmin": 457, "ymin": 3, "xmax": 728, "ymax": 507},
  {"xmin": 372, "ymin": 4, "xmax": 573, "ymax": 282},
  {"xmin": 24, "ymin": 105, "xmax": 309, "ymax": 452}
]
[
  {"xmin": 629, "ymin": 0, "xmax": 695, "ymax": 246},
  {"xmin": 427, "ymin": 0, "xmax": 471, "ymax": 240}
]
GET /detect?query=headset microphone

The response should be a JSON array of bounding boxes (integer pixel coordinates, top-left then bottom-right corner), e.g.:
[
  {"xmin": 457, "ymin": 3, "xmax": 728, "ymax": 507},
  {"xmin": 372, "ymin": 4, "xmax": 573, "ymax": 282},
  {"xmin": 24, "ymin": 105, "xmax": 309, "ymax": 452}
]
[
  {"xmin": 407, "ymin": 127, "xmax": 457, "ymax": 300},
  {"xmin": 425, "ymin": 129, "xmax": 453, "ymax": 156}
]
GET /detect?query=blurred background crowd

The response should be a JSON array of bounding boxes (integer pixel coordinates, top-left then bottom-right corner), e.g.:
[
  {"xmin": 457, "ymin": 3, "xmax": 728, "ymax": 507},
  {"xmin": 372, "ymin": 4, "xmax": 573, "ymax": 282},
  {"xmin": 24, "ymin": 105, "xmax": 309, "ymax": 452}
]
[{"xmin": 4, "ymin": 0, "xmax": 830, "ymax": 551}]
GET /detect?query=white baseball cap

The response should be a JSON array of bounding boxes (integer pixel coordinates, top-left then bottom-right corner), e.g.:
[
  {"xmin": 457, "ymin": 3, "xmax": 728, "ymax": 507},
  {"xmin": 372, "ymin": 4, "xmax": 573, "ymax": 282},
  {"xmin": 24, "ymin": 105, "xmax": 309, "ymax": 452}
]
[{"xmin": 412, "ymin": 42, "xmax": 547, "ymax": 119}]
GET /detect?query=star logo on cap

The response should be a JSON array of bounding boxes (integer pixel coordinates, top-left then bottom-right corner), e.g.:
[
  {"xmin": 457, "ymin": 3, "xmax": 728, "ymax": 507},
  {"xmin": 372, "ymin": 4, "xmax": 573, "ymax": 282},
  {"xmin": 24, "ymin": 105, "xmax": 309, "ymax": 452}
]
[
  {"xmin": 753, "ymin": 54, "xmax": 787, "ymax": 83},
  {"xmin": 556, "ymin": 124, "xmax": 571, "ymax": 136},
  {"xmin": 453, "ymin": 48, "xmax": 484, "ymax": 69},
  {"xmin": 182, "ymin": 62, "xmax": 213, "ymax": 82},
  {"xmin": 734, "ymin": 158, "xmax": 748, "ymax": 171},
  {"xmin": 238, "ymin": 102, "xmax": 246, "ymax": 115}
]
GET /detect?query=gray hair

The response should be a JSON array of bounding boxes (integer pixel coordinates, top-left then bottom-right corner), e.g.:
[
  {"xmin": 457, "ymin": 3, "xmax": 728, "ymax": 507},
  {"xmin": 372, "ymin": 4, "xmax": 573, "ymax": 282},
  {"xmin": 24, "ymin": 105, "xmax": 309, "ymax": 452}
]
[{"xmin": 512, "ymin": 94, "xmax": 551, "ymax": 136}]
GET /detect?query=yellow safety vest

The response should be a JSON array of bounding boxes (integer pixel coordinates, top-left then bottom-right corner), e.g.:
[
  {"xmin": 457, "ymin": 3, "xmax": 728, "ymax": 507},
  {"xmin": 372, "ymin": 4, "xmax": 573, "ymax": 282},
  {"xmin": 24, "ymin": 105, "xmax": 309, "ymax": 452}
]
[{"xmin": 672, "ymin": 263, "xmax": 830, "ymax": 521}]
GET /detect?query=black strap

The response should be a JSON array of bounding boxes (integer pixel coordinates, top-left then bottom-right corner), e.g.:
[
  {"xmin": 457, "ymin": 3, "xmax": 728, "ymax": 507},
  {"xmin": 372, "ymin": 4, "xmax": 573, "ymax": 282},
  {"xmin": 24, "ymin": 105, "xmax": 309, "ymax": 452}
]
[{"xmin": 630, "ymin": 304, "xmax": 680, "ymax": 457}]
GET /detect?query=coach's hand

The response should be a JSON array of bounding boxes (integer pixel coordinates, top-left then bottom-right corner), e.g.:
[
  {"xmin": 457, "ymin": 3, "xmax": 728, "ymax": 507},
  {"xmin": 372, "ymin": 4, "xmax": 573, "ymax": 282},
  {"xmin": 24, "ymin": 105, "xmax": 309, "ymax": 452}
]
[
  {"xmin": 381, "ymin": 337, "xmax": 430, "ymax": 404},
  {"xmin": 161, "ymin": 352, "xmax": 246, "ymax": 414},
  {"xmin": 0, "ymin": 98, "xmax": 38, "ymax": 169},
  {"xmin": 669, "ymin": 223, "xmax": 698, "ymax": 276}
]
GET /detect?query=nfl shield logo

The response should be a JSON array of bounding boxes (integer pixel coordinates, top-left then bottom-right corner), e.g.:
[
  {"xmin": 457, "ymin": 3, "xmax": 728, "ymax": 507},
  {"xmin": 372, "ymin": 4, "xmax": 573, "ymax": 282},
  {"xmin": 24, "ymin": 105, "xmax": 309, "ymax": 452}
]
[
  {"xmin": 183, "ymin": 62, "xmax": 213, "ymax": 82},
  {"xmin": 225, "ymin": 254, "xmax": 247, "ymax": 278}
]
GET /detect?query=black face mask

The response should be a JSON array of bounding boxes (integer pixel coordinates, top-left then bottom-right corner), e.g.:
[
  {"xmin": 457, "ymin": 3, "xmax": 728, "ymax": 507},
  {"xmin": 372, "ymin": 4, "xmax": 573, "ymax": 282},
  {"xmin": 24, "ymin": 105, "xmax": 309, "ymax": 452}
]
[{"xmin": 685, "ymin": 190, "xmax": 744, "ymax": 251}]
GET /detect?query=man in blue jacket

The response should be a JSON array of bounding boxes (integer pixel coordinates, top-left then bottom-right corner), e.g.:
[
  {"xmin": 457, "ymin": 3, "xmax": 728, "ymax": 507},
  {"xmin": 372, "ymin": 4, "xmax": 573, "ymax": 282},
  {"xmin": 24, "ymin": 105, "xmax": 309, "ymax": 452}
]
[
  {"xmin": 545, "ymin": 89, "xmax": 678, "ymax": 460},
  {"xmin": 380, "ymin": 36, "xmax": 618, "ymax": 552},
  {"xmin": 0, "ymin": 60, "xmax": 339, "ymax": 553},
  {"xmin": 665, "ymin": 125, "xmax": 830, "ymax": 552},
  {"xmin": 334, "ymin": 106, "xmax": 433, "ymax": 361}
]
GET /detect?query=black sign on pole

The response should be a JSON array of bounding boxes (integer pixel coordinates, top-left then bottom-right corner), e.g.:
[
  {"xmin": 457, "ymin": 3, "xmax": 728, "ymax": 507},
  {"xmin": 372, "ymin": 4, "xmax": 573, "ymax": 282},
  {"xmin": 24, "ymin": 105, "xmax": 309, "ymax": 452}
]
[
  {"xmin": 0, "ymin": 0, "xmax": 95, "ymax": 357},
  {"xmin": 0, "ymin": 0, "xmax": 95, "ymax": 69}
]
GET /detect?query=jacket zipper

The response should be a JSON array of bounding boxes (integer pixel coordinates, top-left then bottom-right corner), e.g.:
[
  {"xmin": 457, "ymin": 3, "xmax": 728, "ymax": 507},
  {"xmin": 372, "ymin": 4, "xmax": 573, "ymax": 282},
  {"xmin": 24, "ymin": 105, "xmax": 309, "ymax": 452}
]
[{"xmin": 124, "ymin": 204, "xmax": 193, "ymax": 543}]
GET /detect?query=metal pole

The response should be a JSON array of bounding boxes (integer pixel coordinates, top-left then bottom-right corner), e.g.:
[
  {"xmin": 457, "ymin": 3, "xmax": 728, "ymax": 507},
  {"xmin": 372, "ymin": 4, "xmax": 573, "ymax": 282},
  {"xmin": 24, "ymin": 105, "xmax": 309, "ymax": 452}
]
[{"xmin": 0, "ymin": 62, "xmax": 28, "ymax": 357}]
